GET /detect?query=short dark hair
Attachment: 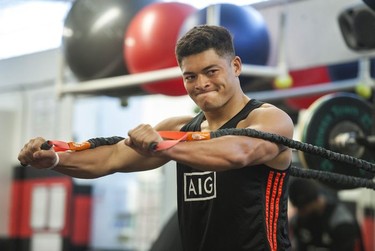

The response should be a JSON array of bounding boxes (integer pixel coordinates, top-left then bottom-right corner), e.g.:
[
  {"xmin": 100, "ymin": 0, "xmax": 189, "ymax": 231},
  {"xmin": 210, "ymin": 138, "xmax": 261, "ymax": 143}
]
[
  {"xmin": 175, "ymin": 25, "xmax": 235, "ymax": 65},
  {"xmin": 288, "ymin": 178, "xmax": 321, "ymax": 209}
]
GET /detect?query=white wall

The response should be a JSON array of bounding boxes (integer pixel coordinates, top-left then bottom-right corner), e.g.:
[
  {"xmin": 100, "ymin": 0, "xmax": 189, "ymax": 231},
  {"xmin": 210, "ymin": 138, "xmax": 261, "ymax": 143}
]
[
  {"xmin": 257, "ymin": 0, "xmax": 375, "ymax": 69},
  {"xmin": 0, "ymin": 111, "xmax": 15, "ymax": 236},
  {"xmin": 0, "ymin": 48, "xmax": 74, "ymax": 239},
  {"xmin": 0, "ymin": 48, "xmax": 72, "ymax": 158},
  {"xmin": 0, "ymin": 49, "xmax": 59, "ymax": 86}
]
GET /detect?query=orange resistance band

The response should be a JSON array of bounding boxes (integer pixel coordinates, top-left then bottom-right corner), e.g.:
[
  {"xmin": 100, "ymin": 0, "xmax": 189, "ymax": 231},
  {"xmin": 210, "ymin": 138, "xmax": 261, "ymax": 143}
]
[
  {"xmin": 155, "ymin": 131, "xmax": 211, "ymax": 151},
  {"xmin": 42, "ymin": 140, "xmax": 92, "ymax": 152},
  {"xmin": 43, "ymin": 131, "xmax": 212, "ymax": 152}
]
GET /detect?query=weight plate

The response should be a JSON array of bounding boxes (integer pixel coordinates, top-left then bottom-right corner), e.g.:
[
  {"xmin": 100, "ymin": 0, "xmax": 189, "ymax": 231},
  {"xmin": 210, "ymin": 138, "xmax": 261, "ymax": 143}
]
[{"xmin": 298, "ymin": 92, "xmax": 374, "ymax": 190}]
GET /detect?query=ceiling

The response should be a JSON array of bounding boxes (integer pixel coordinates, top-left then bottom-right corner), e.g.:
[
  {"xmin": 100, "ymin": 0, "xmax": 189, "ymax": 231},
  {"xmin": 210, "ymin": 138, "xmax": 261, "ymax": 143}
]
[{"xmin": 0, "ymin": 0, "xmax": 74, "ymax": 60}]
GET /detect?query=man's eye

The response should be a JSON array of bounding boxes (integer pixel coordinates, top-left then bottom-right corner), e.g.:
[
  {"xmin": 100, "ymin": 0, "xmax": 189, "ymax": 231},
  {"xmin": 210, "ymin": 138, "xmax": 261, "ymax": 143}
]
[
  {"xmin": 185, "ymin": 75, "xmax": 195, "ymax": 81},
  {"xmin": 206, "ymin": 70, "xmax": 217, "ymax": 76}
]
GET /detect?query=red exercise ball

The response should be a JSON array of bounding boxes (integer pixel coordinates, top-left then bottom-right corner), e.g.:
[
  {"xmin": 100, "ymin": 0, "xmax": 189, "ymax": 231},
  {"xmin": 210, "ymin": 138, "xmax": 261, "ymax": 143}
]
[
  {"xmin": 124, "ymin": 2, "xmax": 196, "ymax": 96},
  {"xmin": 286, "ymin": 66, "xmax": 332, "ymax": 110}
]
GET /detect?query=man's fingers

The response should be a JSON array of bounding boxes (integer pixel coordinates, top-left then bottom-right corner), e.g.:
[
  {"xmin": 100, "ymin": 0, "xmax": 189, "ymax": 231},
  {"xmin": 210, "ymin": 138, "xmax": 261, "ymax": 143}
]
[
  {"xmin": 33, "ymin": 149, "xmax": 56, "ymax": 160},
  {"xmin": 124, "ymin": 138, "xmax": 133, "ymax": 147}
]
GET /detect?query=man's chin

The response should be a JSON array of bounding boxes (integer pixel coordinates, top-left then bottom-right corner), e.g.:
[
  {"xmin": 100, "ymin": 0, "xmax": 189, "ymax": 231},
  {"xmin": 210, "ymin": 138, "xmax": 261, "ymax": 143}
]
[{"xmin": 195, "ymin": 92, "xmax": 219, "ymax": 109}]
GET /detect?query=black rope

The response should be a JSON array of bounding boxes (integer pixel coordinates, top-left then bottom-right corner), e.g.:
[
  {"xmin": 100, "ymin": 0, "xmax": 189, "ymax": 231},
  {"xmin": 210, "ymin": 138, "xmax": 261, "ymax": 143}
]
[
  {"xmin": 87, "ymin": 136, "xmax": 125, "ymax": 148},
  {"xmin": 210, "ymin": 128, "xmax": 375, "ymax": 174},
  {"xmin": 290, "ymin": 166, "xmax": 375, "ymax": 190},
  {"xmin": 86, "ymin": 131, "xmax": 375, "ymax": 190}
]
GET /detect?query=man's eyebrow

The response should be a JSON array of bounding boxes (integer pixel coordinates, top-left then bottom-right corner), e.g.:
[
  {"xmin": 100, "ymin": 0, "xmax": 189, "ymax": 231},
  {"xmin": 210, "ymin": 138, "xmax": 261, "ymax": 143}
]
[
  {"xmin": 182, "ymin": 71, "xmax": 195, "ymax": 76},
  {"xmin": 182, "ymin": 65, "xmax": 218, "ymax": 76}
]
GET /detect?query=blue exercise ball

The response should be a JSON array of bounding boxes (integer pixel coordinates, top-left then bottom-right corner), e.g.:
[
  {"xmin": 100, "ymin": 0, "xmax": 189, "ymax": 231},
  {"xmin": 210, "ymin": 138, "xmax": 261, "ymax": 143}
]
[
  {"xmin": 328, "ymin": 58, "xmax": 375, "ymax": 81},
  {"xmin": 63, "ymin": 0, "xmax": 155, "ymax": 81},
  {"xmin": 328, "ymin": 61, "xmax": 359, "ymax": 81},
  {"xmin": 179, "ymin": 4, "xmax": 271, "ymax": 89}
]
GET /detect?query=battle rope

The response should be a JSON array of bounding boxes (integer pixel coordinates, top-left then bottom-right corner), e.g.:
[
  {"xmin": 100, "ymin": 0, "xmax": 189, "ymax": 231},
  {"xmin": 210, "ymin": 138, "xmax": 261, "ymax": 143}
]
[
  {"xmin": 42, "ymin": 128, "xmax": 375, "ymax": 190},
  {"xmin": 289, "ymin": 166, "xmax": 375, "ymax": 190},
  {"xmin": 210, "ymin": 128, "xmax": 375, "ymax": 174}
]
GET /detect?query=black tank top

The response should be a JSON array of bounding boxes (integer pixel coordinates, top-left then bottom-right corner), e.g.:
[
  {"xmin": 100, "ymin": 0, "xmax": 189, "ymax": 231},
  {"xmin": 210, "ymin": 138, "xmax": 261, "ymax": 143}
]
[{"xmin": 177, "ymin": 99, "xmax": 291, "ymax": 251}]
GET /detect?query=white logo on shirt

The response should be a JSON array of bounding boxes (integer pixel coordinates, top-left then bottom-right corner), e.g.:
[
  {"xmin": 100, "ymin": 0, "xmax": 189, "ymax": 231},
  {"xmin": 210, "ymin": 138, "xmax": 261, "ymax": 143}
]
[{"xmin": 184, "ymin": 171, "xmax": 216, "ymax": 201}]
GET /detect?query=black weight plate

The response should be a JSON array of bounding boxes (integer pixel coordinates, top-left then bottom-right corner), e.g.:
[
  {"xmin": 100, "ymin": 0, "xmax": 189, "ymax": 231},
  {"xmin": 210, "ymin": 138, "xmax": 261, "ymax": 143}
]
[{"xmin": 298, "ymin": 92, "xmax": 374, "ymax": 190}]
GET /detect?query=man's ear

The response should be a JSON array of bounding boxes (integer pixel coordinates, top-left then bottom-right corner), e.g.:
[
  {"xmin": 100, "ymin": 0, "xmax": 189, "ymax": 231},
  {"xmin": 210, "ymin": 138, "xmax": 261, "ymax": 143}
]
[{"xmin": 232, "ymin": 56, "xmax": 242, "ymax": 77}]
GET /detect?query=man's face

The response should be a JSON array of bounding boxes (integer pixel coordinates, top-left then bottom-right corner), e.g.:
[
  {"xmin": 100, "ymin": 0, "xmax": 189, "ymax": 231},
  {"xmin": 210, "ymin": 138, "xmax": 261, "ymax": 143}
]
[{"xmin": 179, "ymin": 49, "xmax": 241, "ymax": 112}]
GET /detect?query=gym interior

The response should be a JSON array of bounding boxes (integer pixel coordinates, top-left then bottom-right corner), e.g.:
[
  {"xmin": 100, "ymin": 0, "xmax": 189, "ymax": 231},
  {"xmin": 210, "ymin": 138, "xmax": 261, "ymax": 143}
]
[{"xmin": 0, "ymin": 0, "xmax": 374, "ymax": 250}]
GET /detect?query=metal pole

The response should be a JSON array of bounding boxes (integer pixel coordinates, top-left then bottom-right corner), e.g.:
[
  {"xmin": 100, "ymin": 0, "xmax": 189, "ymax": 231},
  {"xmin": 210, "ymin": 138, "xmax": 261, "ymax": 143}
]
[{"xmin": 246, "ymin": 78, "xmax": 360, "ymax": 102}]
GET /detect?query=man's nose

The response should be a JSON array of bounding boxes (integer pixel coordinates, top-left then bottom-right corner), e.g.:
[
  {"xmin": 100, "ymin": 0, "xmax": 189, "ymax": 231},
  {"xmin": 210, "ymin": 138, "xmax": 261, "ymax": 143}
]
[{"xmin": 195, "ymin": 74, "xmax": 210, "ymax": 89}]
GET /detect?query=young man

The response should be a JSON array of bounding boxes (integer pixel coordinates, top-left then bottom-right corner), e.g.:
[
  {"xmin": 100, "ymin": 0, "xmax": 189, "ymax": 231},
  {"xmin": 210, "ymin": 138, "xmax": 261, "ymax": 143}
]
[
  {"xmin": 19, "ymin": 25, "xmax": 294, "ymax": 251},
  {"xmin": 288, "ymin": 178, "xmax": 364, "ymax": 251}
]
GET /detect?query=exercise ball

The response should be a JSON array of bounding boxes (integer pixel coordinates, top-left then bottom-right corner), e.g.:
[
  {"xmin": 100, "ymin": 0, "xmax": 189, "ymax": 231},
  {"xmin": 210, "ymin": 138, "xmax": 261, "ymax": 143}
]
[
  {"xmin": 63, "ymin": 0, "xmax": 154, "ymax": 81},
  {"xmin": 178, "ymin": 3, "xmax": 271, "ymax": 90},
  {"xmin": 124, "ymin": 2, "xmax": 196, "ymax": 96},
  {"xmin": 286, "ymin": 66, "xmax": 332, "ymax": 110},
  {"xmin": 328, "ymin": 58, "xmax": 375, "ymax": 80},
  {"xmin": 328, "ymin": 59, "xmax": 375, "ymax": 100},
  {"xmin": 328, "ymin": 61, "xmax": 359, "ymax": 80}
]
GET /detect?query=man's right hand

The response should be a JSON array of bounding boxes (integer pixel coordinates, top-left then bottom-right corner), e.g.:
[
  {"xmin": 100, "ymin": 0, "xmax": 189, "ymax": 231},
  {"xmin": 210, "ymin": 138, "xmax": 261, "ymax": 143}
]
[{"xmin": 18, "ymin": 137, "xmax": 59, "ymax": 169}]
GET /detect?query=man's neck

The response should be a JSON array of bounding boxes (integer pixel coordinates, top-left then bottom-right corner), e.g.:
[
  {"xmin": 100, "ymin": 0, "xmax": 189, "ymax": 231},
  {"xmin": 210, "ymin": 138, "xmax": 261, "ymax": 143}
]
[{"xmin": 201, "ymin": 95, "xmax": 250, "ymax": 131}]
